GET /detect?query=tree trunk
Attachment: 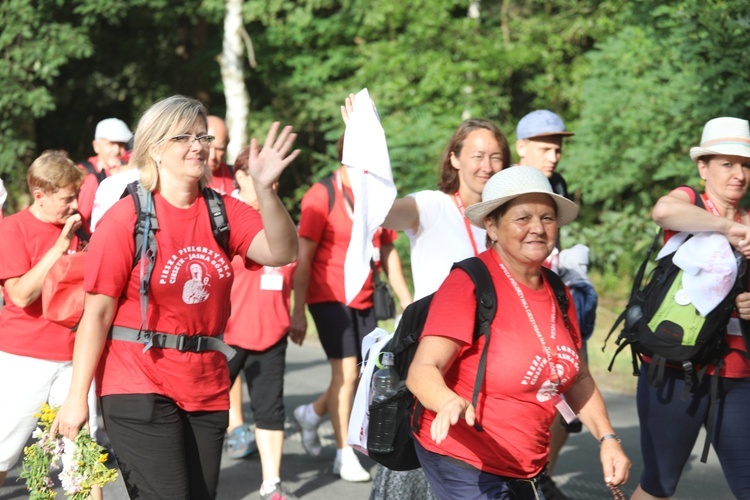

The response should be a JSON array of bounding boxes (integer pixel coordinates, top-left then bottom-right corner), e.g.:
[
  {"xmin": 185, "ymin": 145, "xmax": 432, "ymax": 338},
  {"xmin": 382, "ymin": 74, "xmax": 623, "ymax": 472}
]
[
  {"xmin": 220, "ymin": 0, "xmax": 249, "ymax": 165},
  {"xmin": 462, "ymin": 0, "xmax": 481, "ymax": 120}
]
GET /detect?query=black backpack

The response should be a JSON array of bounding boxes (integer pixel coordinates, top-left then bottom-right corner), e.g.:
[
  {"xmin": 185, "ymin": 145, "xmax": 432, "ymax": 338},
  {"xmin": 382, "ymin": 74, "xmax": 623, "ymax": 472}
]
[
  {"xmin": 80, "ymin": 160, "xmax": 108, "ymax": 185},
  {"xmin": 604, "ymin": 189, "xmax": 748, "ymax": 462},
  {"xmin": 366, "ymin": 256, "xmax": 571, "ymax": 471}
]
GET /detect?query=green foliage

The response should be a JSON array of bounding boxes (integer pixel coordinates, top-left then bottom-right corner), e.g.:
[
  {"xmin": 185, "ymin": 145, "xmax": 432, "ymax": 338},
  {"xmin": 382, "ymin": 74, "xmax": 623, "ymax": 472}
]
[
  {"xmin": 0, "ymin": 0, "xmax": 93, "ymax": 202},
  {"xmin": 567, "ymin": 0, "xmax": 750, "ymax": 215},
  {"xmin": 5, "ymin": 0, "xmax": 750, "ymax": 277}
]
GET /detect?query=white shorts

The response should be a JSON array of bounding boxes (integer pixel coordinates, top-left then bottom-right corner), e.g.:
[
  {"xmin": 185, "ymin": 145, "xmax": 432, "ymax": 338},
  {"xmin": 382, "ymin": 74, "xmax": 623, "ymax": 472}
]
[{"xmin": 0, "ymin": 351, "xmax": 97, "ymax": 471}]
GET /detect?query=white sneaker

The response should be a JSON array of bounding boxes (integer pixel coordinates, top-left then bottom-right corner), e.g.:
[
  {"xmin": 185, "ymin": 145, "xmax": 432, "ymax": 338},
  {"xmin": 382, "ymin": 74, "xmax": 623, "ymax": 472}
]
[
  {"xmin": 293, "ymin": 404, "xmax": 322, "ymax": 457},
  {"xmin": 333, "ymin": 448, "xmax": 371, "ymax": 482}
]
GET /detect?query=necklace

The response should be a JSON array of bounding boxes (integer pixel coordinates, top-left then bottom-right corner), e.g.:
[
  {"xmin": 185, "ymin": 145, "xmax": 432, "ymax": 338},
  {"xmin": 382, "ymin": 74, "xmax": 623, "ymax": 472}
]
[{"xmin": 453, "ymin": 192, "xmax": 479, "ymax": 256}]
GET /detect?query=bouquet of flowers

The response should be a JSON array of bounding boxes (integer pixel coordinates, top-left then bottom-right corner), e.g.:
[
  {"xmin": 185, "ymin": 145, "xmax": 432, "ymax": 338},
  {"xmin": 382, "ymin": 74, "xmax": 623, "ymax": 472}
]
[{"xmin": 20, "ymin": 403, "xmax": 118, "ymax": 499}]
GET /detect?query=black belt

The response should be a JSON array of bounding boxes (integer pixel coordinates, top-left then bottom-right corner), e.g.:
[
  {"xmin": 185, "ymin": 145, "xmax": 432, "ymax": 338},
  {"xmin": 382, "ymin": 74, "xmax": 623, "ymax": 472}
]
[{"xmin": 110, "ymin": 326, "xmax": 236, "ymax": 361}]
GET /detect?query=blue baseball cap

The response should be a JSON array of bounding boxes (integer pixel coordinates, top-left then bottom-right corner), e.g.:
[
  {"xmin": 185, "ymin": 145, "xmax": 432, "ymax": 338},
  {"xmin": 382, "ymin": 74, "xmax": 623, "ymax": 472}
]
[{"xmin": 516, "ymin": 110, "xmax": 574, "ymax": 140}]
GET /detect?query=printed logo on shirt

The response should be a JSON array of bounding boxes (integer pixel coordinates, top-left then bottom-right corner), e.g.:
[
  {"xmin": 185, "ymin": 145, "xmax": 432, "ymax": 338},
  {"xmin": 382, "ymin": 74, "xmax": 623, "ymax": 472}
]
[
  {"xmin": 158, "ymin": 246, "xmax": 232, "ymax": 305},
  {"xmin": 520, "ymin": 345, "xmax": 580, "ymax": 403}
]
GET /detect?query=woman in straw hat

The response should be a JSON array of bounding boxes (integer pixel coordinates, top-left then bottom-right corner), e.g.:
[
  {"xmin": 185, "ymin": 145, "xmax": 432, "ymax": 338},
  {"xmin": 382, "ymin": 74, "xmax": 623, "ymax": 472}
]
[
  {"xmin": 406, "ymin": 166, "xmax": 630, "ymax": 499},
  {"xmin": 632, "ymin": 117, "xmax": 750, "ymax": 500}
]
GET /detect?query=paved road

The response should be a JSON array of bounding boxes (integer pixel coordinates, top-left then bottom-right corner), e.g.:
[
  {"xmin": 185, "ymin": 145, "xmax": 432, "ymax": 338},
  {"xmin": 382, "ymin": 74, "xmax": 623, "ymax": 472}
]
[{"xmin": 0, "ymin": 342, "xmax": 734, "ymax": 499}]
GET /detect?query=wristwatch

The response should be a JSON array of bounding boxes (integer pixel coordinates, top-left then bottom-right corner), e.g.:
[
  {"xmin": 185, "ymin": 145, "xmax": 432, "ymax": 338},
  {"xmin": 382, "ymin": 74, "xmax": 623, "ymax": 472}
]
[{"xmin": 599, "ymin": 433, "xmax": 622, "ymax": 445}]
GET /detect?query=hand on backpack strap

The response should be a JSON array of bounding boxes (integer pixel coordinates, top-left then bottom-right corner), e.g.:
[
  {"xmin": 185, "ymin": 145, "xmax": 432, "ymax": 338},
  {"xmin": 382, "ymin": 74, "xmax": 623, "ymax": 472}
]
[{"xmin": 430, "ymin": 395, "xmax": 475, "ymax": 445}]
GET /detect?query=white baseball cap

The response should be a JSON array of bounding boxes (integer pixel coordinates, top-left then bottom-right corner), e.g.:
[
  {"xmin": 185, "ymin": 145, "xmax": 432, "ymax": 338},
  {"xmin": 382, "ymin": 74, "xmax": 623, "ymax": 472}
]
[{"xmin": 94, "ymin": 118, "xmax": 133, "ymax": 143}]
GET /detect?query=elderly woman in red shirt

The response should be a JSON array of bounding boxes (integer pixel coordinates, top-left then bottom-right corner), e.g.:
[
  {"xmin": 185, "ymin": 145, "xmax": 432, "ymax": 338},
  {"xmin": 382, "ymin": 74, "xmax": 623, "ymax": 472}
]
[{"xmin": 407, "ymin": 166, "xmax": 630, "ymax": 499}]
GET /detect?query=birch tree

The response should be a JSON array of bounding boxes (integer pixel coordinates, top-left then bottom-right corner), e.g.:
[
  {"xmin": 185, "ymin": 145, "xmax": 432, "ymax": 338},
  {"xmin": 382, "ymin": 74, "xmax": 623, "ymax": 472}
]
[{"xmin": 220, "ymin": 0, "xmax": 253, "ymax": 164}]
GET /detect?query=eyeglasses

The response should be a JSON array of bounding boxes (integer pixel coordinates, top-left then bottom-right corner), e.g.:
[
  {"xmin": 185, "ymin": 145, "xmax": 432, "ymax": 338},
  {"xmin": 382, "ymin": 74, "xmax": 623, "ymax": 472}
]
[{"xmin": 169, "ymin": 134, "xmax": 215, "ymax": 147}]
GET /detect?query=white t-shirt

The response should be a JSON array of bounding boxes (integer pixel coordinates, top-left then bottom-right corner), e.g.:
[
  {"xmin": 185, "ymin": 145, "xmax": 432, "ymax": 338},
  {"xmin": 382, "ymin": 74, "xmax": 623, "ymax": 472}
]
[
  {"xmin": 90, "ymin": 168, "xmax": 140, "ymax": 231},
  {"xmin": 406, "ymin": 190, "xmax": 486, "ymax": 300}
]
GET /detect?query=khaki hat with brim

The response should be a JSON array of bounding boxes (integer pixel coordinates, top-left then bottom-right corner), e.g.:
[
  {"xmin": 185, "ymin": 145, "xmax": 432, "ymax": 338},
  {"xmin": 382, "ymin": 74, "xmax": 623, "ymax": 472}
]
[
  {"xmin": 689, "ymin": 117, "xmax": 750, "ymax": 162},
  {"xmin": 464, "ymin": 166, "xmax": 579, "ymax": 228}
]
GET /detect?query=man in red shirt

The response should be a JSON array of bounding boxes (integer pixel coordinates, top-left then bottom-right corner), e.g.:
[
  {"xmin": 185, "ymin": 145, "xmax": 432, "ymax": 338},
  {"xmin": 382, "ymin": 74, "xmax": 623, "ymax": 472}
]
[
  {"xmin": 77, "ymin": 118, "xmax": 132, "ymax": 226},
  {"xmin": 207, "ymin": 116, "xmax": 235, "ymax": 195}
]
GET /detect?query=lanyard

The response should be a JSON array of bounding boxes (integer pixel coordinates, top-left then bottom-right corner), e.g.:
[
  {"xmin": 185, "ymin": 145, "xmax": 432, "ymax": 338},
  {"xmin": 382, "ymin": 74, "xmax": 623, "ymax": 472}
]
[
  {"xmin": 454, "ymin": 192, "xmax": 480, "ymax": 256},
  {"xmin": 701, "ymin": 193, "xmax": 742, "ymax": 222},
  {"xmin": 497, "ymin": 261, "xmax": 559, "ymax": 386}
]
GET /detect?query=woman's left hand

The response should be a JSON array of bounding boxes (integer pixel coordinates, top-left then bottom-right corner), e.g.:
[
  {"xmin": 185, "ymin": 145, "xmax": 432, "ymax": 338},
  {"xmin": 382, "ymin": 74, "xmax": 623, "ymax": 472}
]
[
  {"xmin": 247, "ymin": 122, "xmax": 300, "ymax": 189},
  {"xmin": 429, "ymin": 395, "xmax": 475, "ymax": 445},
  {"xmin": 736, "ymin": 292, "xmax": 750, "ymax": 320},
  {"xmin": 599, "ymin": 439, "xmax": 631, "ymax": 487}
]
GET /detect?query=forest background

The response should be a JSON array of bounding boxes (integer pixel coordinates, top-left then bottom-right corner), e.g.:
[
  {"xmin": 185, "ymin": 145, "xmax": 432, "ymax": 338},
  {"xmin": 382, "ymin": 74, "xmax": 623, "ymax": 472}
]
[{"xmin": 2, "ymin": 0, "xmax": 749, "ymax": 329}]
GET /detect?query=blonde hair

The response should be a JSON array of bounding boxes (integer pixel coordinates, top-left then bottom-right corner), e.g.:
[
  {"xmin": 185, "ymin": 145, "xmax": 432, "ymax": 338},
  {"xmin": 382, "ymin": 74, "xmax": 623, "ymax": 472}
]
[
  {"xmin": 27, "ymin": 150, "xmax": 86, "ymax": 194},
  {"xmin": 130, "ymin": 95, "xmax": 209, "ymax": 192}
]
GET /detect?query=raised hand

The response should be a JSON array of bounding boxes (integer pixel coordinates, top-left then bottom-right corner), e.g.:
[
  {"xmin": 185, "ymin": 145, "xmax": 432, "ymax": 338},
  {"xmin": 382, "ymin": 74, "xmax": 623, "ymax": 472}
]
[
  {"xmin": 340, "ymin": 93, "xmax": 356, "ymax": 126},
  {"xmin": 247, "ymin": 122, "xmax": 300, "ymax": 189}
]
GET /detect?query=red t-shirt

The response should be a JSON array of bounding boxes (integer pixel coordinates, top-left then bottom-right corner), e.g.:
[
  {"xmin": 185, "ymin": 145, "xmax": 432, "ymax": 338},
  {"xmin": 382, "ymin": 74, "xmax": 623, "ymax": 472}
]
[
  {"xmin": 208, "ymin": 163, "xmax": 235, "ymax": 195},
  {"xmin": 413, "ymin": 250, "xmax": 582, "ymax": 478},
  {"xmin": 0, "ymin": 209, "xmax": 83, "ymax": 360},
  {"xmin": 77, "ymin": 156, "xmax": 109, "ymax": 225},
  {"xmin": 224, "ymin": 259, "xmax": 296, "ymax": 351},
  {"xmin": 664, "ymin": 186, "xmax": 750, "ymax": 378},
  {"xmin": 87, "ymin": 190, "xmax": 263, "ymax": 411},
  {"xmin": 298, "ymin": 177, "xmax": 397, "ymax": 309}
]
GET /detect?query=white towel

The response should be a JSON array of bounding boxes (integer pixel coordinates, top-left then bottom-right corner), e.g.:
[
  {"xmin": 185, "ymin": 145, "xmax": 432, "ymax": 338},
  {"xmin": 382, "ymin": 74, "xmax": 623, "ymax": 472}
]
[
  {"xmin": 342, "ymin": 88, "xmax": 397, "ymax": 304},
  {"xmin": 667, "ymin": 232, "xmax": 737, "ymax": 316}
]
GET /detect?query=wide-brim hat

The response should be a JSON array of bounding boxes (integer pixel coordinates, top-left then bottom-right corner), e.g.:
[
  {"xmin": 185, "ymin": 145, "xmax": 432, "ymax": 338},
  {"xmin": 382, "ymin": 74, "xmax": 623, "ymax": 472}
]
[
  {"xmin": 689, "ymin": 117, "xmax": 750, "ymax": 162},
  {"xmin": 464, "ymin": 166, "xmax": 579, "ymax": 228}
]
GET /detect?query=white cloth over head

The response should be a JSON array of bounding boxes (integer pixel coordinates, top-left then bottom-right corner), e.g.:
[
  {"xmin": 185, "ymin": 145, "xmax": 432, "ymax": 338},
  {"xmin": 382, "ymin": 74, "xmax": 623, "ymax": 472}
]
[
  {"xmin": 658, "ymin": 231, "xmax": 738, "ymax": 317},
  {"xmin": 342, "ymin": 88, "xmax": 397, "ymax": 304}
]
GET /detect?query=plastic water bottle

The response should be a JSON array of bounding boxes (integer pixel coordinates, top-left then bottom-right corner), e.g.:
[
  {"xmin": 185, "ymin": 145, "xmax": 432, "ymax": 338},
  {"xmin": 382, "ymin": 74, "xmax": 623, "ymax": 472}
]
[
  {"xmin": 368, "ymin": 351, "xmax": 399, "ymax": 454},
  {"xmin": 370, "ymin": 352, "xmax": 398, "ymax": 404}
]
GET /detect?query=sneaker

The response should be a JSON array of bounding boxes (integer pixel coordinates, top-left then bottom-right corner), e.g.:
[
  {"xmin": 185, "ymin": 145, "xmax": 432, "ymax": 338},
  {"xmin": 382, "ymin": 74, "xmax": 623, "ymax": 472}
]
[
  {"xmin": 333, "ymin": 448, "xmax": 371, "ymax": 482},
  {"xmin": 260, "ymin": 483, "xmax": 297, "ymax": 500},
  {"xmin": 225, "ymin": 423, "xmax": 257, "ymax": 459},
  {"xmin": 539, "ymin": 474, "xmax": 569, "ymax": 500},
  {"xmin": 293, "ymin": 405, "xmax": 322, "ymax": 457}
]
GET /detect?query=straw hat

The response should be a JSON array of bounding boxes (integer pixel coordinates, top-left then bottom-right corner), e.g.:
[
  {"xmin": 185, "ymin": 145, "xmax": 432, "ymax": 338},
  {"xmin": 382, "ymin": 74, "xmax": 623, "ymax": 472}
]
[
  {"xmin": 689, "ymin": 117, "xmax": 750, "ymax": 162},
  {"xmin": 464, "ymin": 166, "xmax": 579, "ymax": 228}
]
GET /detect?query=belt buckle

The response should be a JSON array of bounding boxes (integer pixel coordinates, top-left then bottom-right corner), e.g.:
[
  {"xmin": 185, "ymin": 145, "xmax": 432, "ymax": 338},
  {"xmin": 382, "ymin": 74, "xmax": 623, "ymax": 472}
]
[{"xmin": 176, "ymin": 334, "xmax": 191, "ymax": 352}]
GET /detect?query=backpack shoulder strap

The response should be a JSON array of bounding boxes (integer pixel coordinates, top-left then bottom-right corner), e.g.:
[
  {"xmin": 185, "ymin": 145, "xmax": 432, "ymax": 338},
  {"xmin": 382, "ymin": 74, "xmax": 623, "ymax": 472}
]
[
  {"xmin": 126, "ymin": 181, "xmax": 159, "ymax": 330},
  {"xmin": 320, "ymin": 175, "xmax": 336, "ymax": 214},
  {"xmin": 81, "ymin": 160, "xmax": 107, "ymax": 184},
  {"xmin": 203, "ymin": 187, "xmax": 230, "ymax": 256},
  {"xmin": 451, "ymin": 257, "xmax": 497, "ymax": 431},
  {"xmin": 682, "ymin": 185, "xmax": 705, "ymax": 210},
  {"xmin": 542, "ymin": 267, "xmax": 573, "ymax": 334},
  {"xmin": 452, "ymin": 257, "xmax": 497, "ymax": 342}
]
